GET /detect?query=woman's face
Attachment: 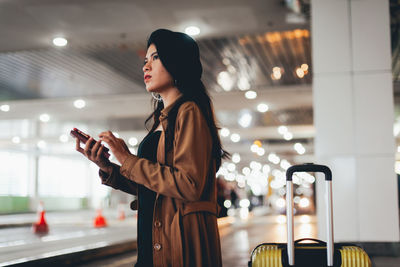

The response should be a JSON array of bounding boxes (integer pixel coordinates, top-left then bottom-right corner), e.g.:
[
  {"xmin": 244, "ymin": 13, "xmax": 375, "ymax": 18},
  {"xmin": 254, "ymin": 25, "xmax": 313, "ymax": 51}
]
[{"xmin": 143, "ymin": 44, "xmax": 174, "ymax": 93}]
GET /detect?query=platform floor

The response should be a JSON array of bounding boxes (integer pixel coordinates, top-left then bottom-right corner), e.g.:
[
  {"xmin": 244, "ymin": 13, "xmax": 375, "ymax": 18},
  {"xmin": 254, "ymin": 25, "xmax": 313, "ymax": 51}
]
[
  {"xmin": 1, "ymin": 210, "xmax": 400, "ymax": 267},
  {"xmin": 79, "ymin": 214, "xmax": 400, "ymax": 267}
]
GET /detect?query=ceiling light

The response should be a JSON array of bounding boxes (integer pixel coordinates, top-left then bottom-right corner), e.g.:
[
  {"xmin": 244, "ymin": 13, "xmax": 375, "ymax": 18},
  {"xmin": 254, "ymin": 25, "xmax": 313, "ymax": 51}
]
[
  {"xmin": 230, "ymin": 133, "xmax": 240, "ymax": 143},
  {"xmin": 238, "ymin": 77, "xmax": 250, "ymax": 91},
  {"xmin": 293, "ymin": 175, "xmax": 301, "ymax": 185},
  {"xmin": 262, "ymin": 164, "xmax": 271, "ymax": 174},
  {"xmin": 296, "ymin": 67, "xmax": 305, "ymax": 78},
  {"xmin": 299, "ymin": 198, "xmax": 310, "ymax": 208},
  {"xmin": 250, "ymin": 161, "xmax": 262, "ymax": 171},
  {"xmin": 273, "ymin": 67, "xmax": 281, "ymax": 73},
  {"xmin": 226, "ymin": 173, "xmax": 235, "ymax": 181},
  {"xmin": 268, "ymin": 153, "xmax": 280, "ymax": 164},
  {"xmin": 283, "ymin": 132, "xmax": 293, "ymax": 140},
  {"xmin": 297, "ymin": 148, "xmax": 306, "ymax": 155},
  {"xmin": 53, "ymin": 37, "xmax": 68, "ymax": 47},
  {"xmin": 73, "ymin": 99, "xmax": 86, "ymax": 109},
  {"xmin": 12, "ymin": 136, "xmax": 21, "ymax": 144},
  {"xmin": 39, "ymin": 114, "xmax": 50, "ymax": 122},
  {"xmin": 294, "ymin": 142, "xmax": 306, "ymax": 154},
  {"xmin": 250, "ymin": 144, "xmax": 259, "ymax": 153},
  {"xmin": 227, "ymin": 65, "xmax": 236, "ymax": 74},
  {"xmin": 222, "ymin": 58, "xmax": 231, "ymax": 65},
  {"xmin": 245, "ymin": 90, "xmax": 257, "ymax": 99},
  {"xmin": 249, "ymin": 184, "xmax": 260, "ymax": 195},
  {"xmin": 236, "ymin": 175, "xmax": 245, "ymax": 184},
  {"xmin": 257, "ymin": 103, "xmax": 269, "ymax": 113},
  {"xmin": 256, "ymin": 147, "xmax": 265, "ymax": 156},
  {"xmin": 218, "ymin": 167, "xmax": 228, "ymax": 176},
  {"xmin": 280, "ymin": 159, "xmax": 291, "ymax": 170},
  {"xmin": 238, "ymin": 112, "xmax": 252, "ymax": 128},
  {"xmin": 301, "ymin": 63, "xmax": 309, "ymax": 71},
  {"xmin": 227, "ymin": 163, "xmax": 236, "ymax": 172},
  {"xmin": 253, "ymin": 140, "xmax": 262, "ymax": 147},
  {"xmin": 242, "ymin": 167, "xmax": 251, "ymax": 176},
  {"xmin": 185, "ymin": 26, "xmax": 200, "ymax": 36},
  {"xmin": 224, "ymin": 200, "xmax": 232, "ymax": 209},
  {"xmin": 37, "ymin": 140, "xmax": 47, "ymax": 149},
  {"xmin": 59, "ymin": 134, "xmax": 68, "ymax": 143},
  {"xmin": 220, "ymin": 128, "xmax": 230, "ymax": 137},
  {"xmin": 294, "ymin": 143, "xmax": 303, "ymax": 150},
  {"xmin": 217, "ymin": 71, "xmax": 234, "ymax": 91},
  {"xmin": 0, "ymin": 104, "xmax": 10, "ymax": 112},
  {"xmin": 232, "ymin": 153, "xmax": 241, "ymax": 163},
  {"xmin": 278, "ymin": 126, "xmax": 288, "ymax": 135},
  {"xmin": 129, "ymin": 137, "xmax": 138, "ymax": 146},
  {"xmin": 272, "ymin": 67, "xmax": 283, "ymax": 80},
  {"xmin": 271, "ymin": 72, "xmax": 282, "ymax": 80},
  {"xmin": 239, "ymin": 199, "xmax": 250, "ymax": 208}
]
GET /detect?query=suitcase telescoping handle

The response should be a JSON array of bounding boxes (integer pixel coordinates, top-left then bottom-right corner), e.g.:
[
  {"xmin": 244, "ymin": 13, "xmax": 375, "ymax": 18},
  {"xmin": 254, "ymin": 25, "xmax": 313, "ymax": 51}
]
[{"xmin": 286, "ymin": 163, "xmax": 334, "ymax": 267}]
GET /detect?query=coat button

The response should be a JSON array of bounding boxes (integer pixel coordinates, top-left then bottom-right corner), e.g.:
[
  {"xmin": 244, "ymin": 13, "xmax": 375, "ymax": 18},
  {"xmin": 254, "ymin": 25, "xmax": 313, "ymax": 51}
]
[
  {"xmin": 154, "ymin": 243, "xmax": 162, "ymax": 251},
  {"xmin": 154, "ymin": 221, "xmax": 162, "ymax": 227}
]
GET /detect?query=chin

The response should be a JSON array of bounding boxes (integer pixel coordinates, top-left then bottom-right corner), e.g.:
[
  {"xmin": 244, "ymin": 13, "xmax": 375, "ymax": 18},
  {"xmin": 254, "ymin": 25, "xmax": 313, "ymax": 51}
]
[
  {"xmin": 146, "ymin": 85, "xmax": 162, "ymax": 93},
  {"xmin": 146, "ymin": 88, "xmax": 158, "ymax": 93},
  {"xmin": 145, "ymin": 85, "xmax": 155, "ymax": 92}
]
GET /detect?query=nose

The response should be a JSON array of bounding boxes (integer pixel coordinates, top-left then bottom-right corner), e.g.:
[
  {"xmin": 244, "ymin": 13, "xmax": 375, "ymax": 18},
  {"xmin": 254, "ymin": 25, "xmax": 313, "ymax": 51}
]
[{"xmin": 143, "ymin": 61, "xmax": 150, "ymax": 73}]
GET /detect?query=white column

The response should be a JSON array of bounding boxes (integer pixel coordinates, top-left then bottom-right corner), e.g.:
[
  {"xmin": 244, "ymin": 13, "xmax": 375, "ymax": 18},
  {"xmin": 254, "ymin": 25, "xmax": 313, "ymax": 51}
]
[
  {"xmin": 29, "ymin": 120, "xmax": 41, "ymax": 211},
  {"xmin": 312, "ymin": 0, "xmax": 399, "ymax": 242}
]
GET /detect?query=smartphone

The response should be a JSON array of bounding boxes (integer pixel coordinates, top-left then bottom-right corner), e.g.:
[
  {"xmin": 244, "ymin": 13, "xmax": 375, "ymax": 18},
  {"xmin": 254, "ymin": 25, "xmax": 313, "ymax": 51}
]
[{"xmin": 70, "ymin": 128, "xmax": 110, "ymax": 159}]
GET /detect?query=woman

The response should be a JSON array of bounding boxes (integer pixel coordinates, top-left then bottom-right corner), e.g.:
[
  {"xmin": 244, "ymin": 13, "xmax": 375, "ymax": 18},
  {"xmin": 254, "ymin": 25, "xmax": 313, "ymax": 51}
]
[{"xmin": 76, "ymin": 29, "xmax": 229, "ymax": 267}]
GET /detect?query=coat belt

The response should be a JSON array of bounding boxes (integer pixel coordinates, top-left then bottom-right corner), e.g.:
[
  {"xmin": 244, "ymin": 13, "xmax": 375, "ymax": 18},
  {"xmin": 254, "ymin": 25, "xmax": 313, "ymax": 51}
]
[{"xmin": 182, "ymin": 201, "xmax": 220, "ymax": 217}]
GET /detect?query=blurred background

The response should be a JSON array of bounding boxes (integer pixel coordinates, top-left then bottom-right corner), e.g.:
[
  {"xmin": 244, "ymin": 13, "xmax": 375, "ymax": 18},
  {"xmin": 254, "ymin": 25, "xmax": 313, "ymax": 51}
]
[
  {"xmin": 1, "ymin": 0, "xmax": 400, "ymax": 266},
  {"xmin": 0, "ymin": 0, "xmax": 316, "ymax": 218}
]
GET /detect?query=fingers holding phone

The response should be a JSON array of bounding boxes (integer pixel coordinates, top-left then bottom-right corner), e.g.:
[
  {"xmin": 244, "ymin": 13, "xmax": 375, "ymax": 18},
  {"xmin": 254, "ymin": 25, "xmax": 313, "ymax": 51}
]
[{"xmin": 75, "ymin": 136, "xmax": 111, "ymax": 170}]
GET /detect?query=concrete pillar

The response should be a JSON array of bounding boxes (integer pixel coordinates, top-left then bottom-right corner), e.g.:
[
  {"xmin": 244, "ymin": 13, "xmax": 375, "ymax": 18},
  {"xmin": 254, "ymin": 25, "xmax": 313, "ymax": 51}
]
[
  {"xmin": 312, "ymin": 0, "xmax": 399, "ymax": 242},
  {"xmin": 29, "ymin": 120, "xmax": 40, "ymax": 211}
]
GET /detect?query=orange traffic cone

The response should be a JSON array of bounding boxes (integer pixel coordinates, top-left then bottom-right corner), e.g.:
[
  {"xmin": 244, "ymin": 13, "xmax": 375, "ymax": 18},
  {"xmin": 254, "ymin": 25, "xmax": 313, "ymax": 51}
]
[
  {"xmin": 94, "ymin": 209, "xmax": 107, "ymax": 228},
  {"xmin": 32, "ymin": 201, "xmax": 49, "ymax": 234},
  {"xmin": 117, "ymin": 204, "xmax": 125, "ymax": 221}
]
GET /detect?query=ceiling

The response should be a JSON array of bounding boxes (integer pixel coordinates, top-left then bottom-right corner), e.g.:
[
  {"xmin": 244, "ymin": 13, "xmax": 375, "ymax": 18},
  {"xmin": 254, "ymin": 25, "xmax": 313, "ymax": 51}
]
[{"xmin": 0, "ymin": 0, "xmax": 397, "ymax": 169}]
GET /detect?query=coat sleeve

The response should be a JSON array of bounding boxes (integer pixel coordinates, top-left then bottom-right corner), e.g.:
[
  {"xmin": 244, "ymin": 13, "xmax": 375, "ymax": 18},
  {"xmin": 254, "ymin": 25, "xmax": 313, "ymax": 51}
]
[
  {"xmin": 119, "ymin": 102, "xmax": 212, "ymax": 202},
  {"xmin": 99, "ymin": 162, "xmax": 138, "ymax": 195}
]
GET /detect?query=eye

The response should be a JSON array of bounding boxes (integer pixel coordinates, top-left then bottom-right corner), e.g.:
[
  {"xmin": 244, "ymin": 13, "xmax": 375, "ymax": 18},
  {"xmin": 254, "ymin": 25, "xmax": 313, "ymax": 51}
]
[
  {"xmin": 153, "ymin": 54, "xmax": 159, "ymax": 60},
  {"xmin": 143, "ymin": 60, "xmax": 148, "ymax": 66}
]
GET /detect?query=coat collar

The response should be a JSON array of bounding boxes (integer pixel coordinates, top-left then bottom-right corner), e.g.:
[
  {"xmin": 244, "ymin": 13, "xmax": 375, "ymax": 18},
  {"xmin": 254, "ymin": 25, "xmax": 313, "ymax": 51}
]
[{"xmin": 160, "ymin": 95, "xmax": 184, "ymax": 120}]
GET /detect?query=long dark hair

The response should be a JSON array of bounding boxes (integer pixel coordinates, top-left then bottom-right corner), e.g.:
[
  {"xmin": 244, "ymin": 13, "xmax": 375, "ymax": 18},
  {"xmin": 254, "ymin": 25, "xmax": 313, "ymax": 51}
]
[
  {"xmin": 144, "ymin": 81, "xmax": 230, "ymax": 171},
  {"xmin": 143, "ymin": 30, "xmax": 229, "ymax": 171}
]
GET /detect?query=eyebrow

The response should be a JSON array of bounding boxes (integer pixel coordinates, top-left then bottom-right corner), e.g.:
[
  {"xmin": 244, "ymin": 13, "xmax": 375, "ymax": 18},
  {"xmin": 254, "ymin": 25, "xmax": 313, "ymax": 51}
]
[{"xmin": 145, "ymin": 51, "xmax": 158, "ymax": 60}]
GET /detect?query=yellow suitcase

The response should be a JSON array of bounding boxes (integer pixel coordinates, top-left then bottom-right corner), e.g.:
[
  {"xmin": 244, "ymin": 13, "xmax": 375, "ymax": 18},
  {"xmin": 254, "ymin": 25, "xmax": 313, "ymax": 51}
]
[
  {"xmin": 250, "ymin": 239, "xmax": 371, "ymax": 267},
  {"xmin": 248, "ymin": 164, "xmax": 371, "ymax": 267}
]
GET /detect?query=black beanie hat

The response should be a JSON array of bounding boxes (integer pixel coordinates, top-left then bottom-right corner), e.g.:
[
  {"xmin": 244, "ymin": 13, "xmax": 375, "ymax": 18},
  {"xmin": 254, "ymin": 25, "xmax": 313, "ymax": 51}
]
[{"xmin": 147, "ymin": 29, "xmax": 203, "ymax": 86}]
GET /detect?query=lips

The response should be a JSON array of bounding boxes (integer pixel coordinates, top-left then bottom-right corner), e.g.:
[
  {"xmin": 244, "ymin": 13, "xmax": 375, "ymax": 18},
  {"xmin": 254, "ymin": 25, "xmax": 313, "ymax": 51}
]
[{"xmin": 144, "ymin": 74, "xmax": 152, "ymax": 82}]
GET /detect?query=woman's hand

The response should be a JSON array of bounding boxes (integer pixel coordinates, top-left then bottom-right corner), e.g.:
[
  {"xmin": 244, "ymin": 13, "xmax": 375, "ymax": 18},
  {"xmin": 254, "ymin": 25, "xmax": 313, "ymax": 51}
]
[
  {"xmin": 75, "ymin": 137, "xmax": 111, "ymax": 172},
  {"xmin": 98, "ymin": 131, "xmax": 131, "ymax": 165}
]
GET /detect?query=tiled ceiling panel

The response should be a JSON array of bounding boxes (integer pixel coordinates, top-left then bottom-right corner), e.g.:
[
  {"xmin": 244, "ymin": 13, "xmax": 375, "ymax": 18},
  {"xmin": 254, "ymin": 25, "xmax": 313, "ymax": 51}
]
[{"xmin": 0, "ymin": 29, "xmax": 312, "ymax": 101}]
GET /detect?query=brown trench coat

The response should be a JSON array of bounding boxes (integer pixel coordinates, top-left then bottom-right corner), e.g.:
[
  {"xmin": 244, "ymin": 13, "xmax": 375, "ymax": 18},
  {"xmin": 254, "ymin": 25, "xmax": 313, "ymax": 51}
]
[{"xmin": 99, "ymin": 98, "xmax": 222, "ymax": 267}]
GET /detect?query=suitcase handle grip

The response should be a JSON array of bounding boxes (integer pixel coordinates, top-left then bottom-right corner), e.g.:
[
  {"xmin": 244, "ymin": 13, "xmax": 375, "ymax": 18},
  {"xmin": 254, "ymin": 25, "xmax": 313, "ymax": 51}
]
[
  {"xmin": 286, "ymin": 163, "xmax": 332, "ymax": 181},
  {"xmin": 286, "ymin": 163, "xmax": 334, "ymax": 267},
  {"xmin": 294, "ymin": 238, "xmax": 326, "ymax": 245}
]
